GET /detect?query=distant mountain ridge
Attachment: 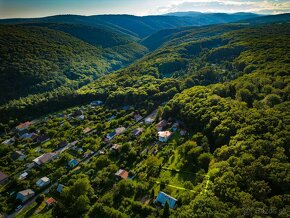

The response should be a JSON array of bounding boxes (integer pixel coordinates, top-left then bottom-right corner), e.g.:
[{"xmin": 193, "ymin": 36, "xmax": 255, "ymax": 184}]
[
  {"xmin": 0, "ymin": 12, "xmax": 260, "ymax": 38},
  {"xmin": 141, "ymin": 13, "xmax": 290, "ymax": 51}
]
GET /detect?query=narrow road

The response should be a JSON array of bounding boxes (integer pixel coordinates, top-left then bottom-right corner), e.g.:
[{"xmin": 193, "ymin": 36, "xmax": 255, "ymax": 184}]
[
  {"xmin": 7, "ymin": 142, "xmax": 108, "ymax": 218},
  {"xmin": 7, "ymin": 182, "xmax": 57, "ymax": 218},
  {"xmin": 7, "ymin": 108, "xmax": 158, "ymax": 217}
]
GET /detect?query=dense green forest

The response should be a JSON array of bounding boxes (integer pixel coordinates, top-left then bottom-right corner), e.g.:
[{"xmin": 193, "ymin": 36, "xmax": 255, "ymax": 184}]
[
  {"xmin": 0, "ymin": 13, "xmax": 289, "ymax": 217},
  {"xmin": 0, "ymin": 25, "xmax": 147, "ymax": 104}
]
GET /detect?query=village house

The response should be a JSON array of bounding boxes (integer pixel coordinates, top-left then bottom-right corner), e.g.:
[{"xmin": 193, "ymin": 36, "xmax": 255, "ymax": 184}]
[
  {"xmin": 46, "ymin": 197, "xmax": 57, "ymax": 207},
  {"xmin": 156, "ymin": 120, "xmax": 167, "ymax": 131},
  {"xmin": 11, "ymin": 151, "xmax": 26, "ymax": 161},
  {"xmin": 36, "ymin": 177, "xmax": 50, "ymax": 187},
  {"xmin": 90, "ymin": 100, "xmax": 103, "ymax": 107},
  {"xmin": 58, "ymin": 141, "xmax": 68, "ymax": 148},
  {"xmin": 155, "ymin": 191, "xmax": 177, "ymax": 209},
  {"xmin": 20, "ymin": 132, "xmax": 37, "ymax": 140},
  {"xmin": 17, "ymin": 129, "xmax": 29, "ymax": 137},
  {"xmin": 2, "ymin": 137, "xmax": 15, "ymax": 145},
  {"xmin": 83, "ymin": 127, "xmax": 92, "ymax": 134},
  {"xmin": 107, "ymin": 131, "xmax": 116, "ymax": 140},
  {"xmin": 0, "ymin": 171, "xmax": 9, "ymax": 184},
  {"xmin": 110, "ymin": 144, "xmax": 121, "ymax": 151},
  {"xmin": 68, "ymin": 159, "xmax": 79, "ymax": 168},
  {"xmin": 78, "ymin": 114, "xmax": 85, "ymax": 120},
  {"xmin": 33, "ymin": 152, "xmax": 57, "ymax": 166},
  {"xmin": 180, "ymin": 129, "xmax": 187, "ymax": 136},
  {"xmin": 115, "ymin": 169, "xmax": 129, "ymax": 180},
  {"xmin": 171, "ymin": 122, "xmax": 180, "ymax": 132},
  {"xmin": 145, "ymin": 117, "xmax": 154, "ymax": 124},
  {"xmin": 144, "ymin": 110, "xmax": 157, "ymax": 124},
  {"xmin": 134, "ymin": 113, "xmax": 143, "ymax": 122},
  {"xmin": 99, "ymin": 149, "xmax": 105, "ymax": 155},
  {"xmin": 18, "ymin": 172, "xmax": 28, "ymax": 180},
  {"xmin": 57, "ymin": 184, "xmax": 64, "ymax": 193},
  {"xmin": 72, "ymin": 109, "xmax": 83, "ymax": 117},
  {"xmin": 115, "ymin": 127, "xmax": 126, "ymax": 135},
  {"xmin": 34, "ymin": 134, "xmax": 50, "ymax": 144},
  {"xmin": 108, "ymin": 115, "xmax": 117, "ymax": 121},
  {"xmin": 15, "ymin": 122, "xmax": 30, "ymax": 132},
  {"xmin": 132, "ymin": 127, "xmax": 144, "ymax": 137},
  {"xmin": 16, "ymin": 189, "xmax": 35, "ymax": 202},
  {"xmin": 158, "ymin": 131, "xmax": 173, "ymax": 142},
  {"xmin": 83, "ymin": 150, "xmax": 94, "ymax": 158}
]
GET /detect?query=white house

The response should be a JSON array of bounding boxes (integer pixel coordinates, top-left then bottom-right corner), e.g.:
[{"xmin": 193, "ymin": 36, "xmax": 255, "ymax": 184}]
[
  {"xmin": 36, "ymin": 177, "xmax": 50, "ymax": 187},
  {"xmin": 158, "ymin": 131, "xmax": 173, "ymax": 142}
]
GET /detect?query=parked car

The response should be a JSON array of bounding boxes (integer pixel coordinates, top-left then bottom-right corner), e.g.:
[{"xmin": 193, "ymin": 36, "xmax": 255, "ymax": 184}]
[{"xmin": 15, "ymin": 205, "xmax": 23, "ymax": 211}]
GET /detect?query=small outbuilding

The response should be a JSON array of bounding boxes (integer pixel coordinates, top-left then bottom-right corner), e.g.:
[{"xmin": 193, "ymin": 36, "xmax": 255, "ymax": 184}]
[
  {"xmin": 115, "ymin": 169, "xmax": 129, "ymax": 180},
  {"xmin": 16, "ymin": 189, "xmax": 35, "ymax": 202},
  {"xmin": 155, "ymin": 191, "xmax": 177, "ymax": 209}
]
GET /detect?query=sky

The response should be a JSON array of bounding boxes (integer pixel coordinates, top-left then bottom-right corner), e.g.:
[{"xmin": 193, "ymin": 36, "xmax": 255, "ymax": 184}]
[{"xmin": 0, "ymin": 0, "xmax": 289, "ymax": 18}]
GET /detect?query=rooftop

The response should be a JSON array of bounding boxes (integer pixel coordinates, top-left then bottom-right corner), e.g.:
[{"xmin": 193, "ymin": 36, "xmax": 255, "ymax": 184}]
[
  {"xmin": 158, "ymin": 131, "xmax": 172, "ymax": 138},
  {"xmin": 115, "ymin": 169, "xmax": 129, "ymax": 180},
  {"xmin": 155, "ymin": 191, "xmax": 177, "ymax": 209},
  {"xmin": 46, "ymin": 197, "xmax": 57, "ymax": 205},
  {"xmin": 0, "ymin": 171, "xmax": 8, "ymax": 182}
]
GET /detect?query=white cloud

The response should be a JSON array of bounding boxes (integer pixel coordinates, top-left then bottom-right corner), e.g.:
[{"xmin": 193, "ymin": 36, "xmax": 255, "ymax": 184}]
[{"xmin": 153, "ymin": 0, "xmax": 290, "ymax": 14}]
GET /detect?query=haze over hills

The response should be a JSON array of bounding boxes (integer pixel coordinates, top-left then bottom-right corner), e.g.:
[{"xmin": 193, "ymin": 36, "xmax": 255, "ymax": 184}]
[
  {"xmin": 0, "ymin": 12, "xmax": 260, "ymax": 38},
  {"xmin": 142, "ymin": 13, "xmax": 290, "ymax": 51}
]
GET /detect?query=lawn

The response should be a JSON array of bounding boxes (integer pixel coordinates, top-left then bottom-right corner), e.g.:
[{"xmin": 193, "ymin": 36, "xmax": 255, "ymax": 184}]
[{"xmin": 16, "ymin": 199, "xmax": 53, "ymax": 218}]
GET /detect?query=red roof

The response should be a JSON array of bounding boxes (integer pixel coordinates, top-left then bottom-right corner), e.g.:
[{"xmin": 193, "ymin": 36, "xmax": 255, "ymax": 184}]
[
  {"xmin": 115, "ymin": 169, "xmax": 129, "ymax": 180},
  {"xmin": 46, "ymin": 197, "xmax": 56, "ymax": 205},
  {"xmin": 16, "ymin": 122, "xmax": 30, "ymax": 129}
]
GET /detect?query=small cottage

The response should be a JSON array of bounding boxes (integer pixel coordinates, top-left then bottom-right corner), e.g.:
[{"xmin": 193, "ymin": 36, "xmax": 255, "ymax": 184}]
[
  {"xmin": 16, "ymin": 189, "xmax": 35, "ymax": 202},
  {"xmin": 0, "ymin": 171, "xmax": 8, "ymax": 184},
  {"xmin": 68, "ymin": 159, "xmax": 79, "ymax": 168},
  {"xmin": 107, "ymin": 132, "xmax": 116, "ymax": 140},
  {"xmin": 36, "ymin": 177, "xmax": 50, "ymax": 187},
  {"xmin": 46, "ymin": 197, "xmax": 57, "ymax": 207},
  {"xmin": 156, "ymin": 120, "xmax": 167, "ymax": 131},
  {"xmin": 158, "ymin": 131, "xmax": 173, "ymax": 142},
  {"xmin": 11, "ymin": 151, "xmax": 26, "ymax": 161},
  {"xmin": 57, "ymin": 184, "xmax": 64, "ymax": 193},
  {"xmin": 155, "ymin": 191, "xmax": 177, "ymax": 209},
  {"xmin": 115, "ymin": 169, "xmax": 129, "ymax": 180},
  {"xmin": 115, "ymin": 127, "xmax": 126, "ymax": 135}
]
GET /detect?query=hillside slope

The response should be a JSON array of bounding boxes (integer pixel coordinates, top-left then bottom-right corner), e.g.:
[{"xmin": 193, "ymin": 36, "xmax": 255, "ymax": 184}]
[
  {"xmin": 0, "ymin": 21, "xmax": 288, "ymax": 217},
  {"xmin": 0, "ymin": 16, "xmax": 289, "ymax": 124},
  {"xmin": 0, "ymin": 25, "xmax": 147, "ymax": 104},
  {"xmin": 20, "ymin": 22, "xmax": 138, "ymax": 48}
]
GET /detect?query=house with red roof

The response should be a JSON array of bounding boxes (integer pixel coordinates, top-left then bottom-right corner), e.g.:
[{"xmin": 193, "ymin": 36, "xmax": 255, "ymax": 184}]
[
  {"xmin": 115, "ymin": 169, "xmax": 129, "ymax": 180},
  {"xmin": 46, "ymin": 197, "xmax": 57, "ymax": 207}
]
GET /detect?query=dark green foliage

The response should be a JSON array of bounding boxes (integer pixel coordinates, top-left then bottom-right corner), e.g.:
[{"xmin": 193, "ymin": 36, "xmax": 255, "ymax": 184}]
[{"xmin": 162, "ymin": 201, "xmax": 170, "ymax": 218}]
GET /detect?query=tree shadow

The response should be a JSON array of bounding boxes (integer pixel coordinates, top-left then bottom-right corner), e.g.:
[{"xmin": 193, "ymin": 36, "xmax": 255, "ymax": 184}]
[{"xmin": 23, "ymin": 204, "xmax": 39, "ymax": 218}]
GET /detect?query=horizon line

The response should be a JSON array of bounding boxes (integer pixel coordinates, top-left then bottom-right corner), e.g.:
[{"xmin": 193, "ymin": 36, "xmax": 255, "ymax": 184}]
[{"xmin": 0, "ymin": 10, "xmax": 282, "ymax": 20}]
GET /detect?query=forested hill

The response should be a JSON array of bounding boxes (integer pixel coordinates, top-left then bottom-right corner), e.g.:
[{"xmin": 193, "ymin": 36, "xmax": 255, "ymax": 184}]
[
  {"xmin": 1, "ymin": 21, "xmax": 288, "ymax": 126},
  {"xmin": 0, "ymin": 13, "xmax": 259, "ymax": 38},
  {"xmin": 142, "ymin": 13, "xmax": 290, "ymax": 51},
  {"xmin": 19, "ymin": 23, "xmax": 139, "ymax": 48},
  {"xmin": 0, "ymin": 15, "xmax": 289, "ymax": 217},
  {"xmin": 0, "ymin": 25, "xmax": 147, "ymax": 104}
]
